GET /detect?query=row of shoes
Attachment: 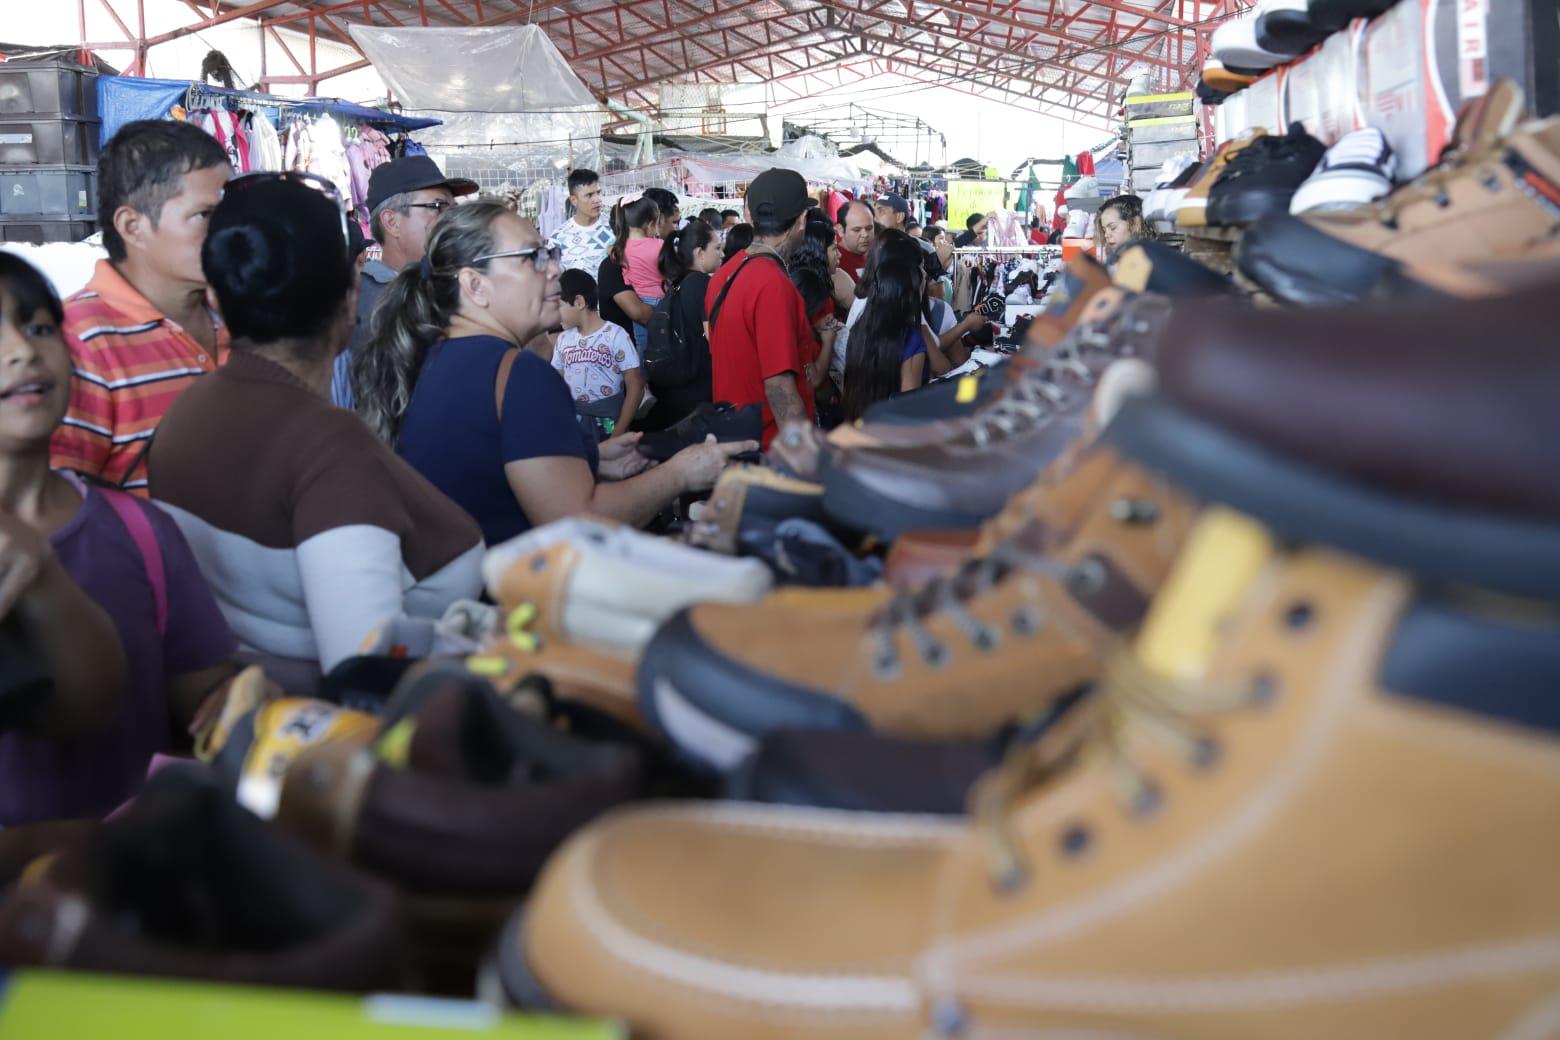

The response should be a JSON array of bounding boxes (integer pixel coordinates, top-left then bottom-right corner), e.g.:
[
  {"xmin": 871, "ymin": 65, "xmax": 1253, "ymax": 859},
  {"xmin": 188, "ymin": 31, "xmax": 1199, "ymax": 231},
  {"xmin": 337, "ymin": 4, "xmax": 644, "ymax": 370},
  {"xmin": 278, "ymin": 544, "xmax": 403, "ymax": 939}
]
[
  {"xmin": 480, "ymin": 171, "xmax": 1560, "ymax": 1036},
  {"xmin": 1200, "ymin": 0, "xmax": 1395, "ymax": 103}
]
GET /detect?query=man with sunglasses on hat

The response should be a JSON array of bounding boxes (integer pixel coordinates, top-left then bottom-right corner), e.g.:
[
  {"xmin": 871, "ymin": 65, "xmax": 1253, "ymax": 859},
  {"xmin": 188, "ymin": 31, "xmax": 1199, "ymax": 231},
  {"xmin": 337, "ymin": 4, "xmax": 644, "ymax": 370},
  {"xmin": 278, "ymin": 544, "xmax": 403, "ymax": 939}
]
[{"xmin": 331, "ymin": 155, "xmax": 477, "ymax": 408}]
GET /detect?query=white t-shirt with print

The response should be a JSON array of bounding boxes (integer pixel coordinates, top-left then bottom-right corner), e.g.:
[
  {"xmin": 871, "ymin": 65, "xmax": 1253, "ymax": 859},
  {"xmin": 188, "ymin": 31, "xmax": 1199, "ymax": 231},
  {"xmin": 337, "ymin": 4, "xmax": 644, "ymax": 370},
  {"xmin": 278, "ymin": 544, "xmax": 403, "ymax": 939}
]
[
  {"xmin": 552, "ymin": 323, "xmax": 641, "ymax": 404},
  {"xmin": 547, "ymin": 214, "xmax": 616, "ymax": 274}
]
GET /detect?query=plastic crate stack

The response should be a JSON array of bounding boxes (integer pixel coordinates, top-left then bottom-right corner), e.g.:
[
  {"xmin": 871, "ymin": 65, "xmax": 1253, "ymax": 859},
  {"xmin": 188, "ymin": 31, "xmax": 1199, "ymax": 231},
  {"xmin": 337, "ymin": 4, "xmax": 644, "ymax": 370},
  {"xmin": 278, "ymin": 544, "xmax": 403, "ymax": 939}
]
[
  {"xmin": 0, "ymin": 55, "xmax": 100, "ymax": 244},
  {"xmin": 1122, "ymin": 90, "xmax": 1199, "ymax": 197}
]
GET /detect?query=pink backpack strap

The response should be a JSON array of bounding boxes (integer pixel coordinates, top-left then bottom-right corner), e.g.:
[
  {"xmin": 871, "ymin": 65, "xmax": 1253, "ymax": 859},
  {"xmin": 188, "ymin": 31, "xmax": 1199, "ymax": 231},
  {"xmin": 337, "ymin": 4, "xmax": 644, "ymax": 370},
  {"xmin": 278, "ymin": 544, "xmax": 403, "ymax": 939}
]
[{"xmin": 100, "ymin": 490, "xmax": 168, "ymax": 639}]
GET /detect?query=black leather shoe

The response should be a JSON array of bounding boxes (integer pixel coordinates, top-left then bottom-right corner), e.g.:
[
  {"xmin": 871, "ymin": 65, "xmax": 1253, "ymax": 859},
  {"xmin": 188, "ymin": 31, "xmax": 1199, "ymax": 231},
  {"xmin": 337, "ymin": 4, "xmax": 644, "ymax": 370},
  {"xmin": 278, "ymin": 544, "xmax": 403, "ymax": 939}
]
[{"xmin": 637, "ymin": 402, "xmax": 763, "ymax": 461}]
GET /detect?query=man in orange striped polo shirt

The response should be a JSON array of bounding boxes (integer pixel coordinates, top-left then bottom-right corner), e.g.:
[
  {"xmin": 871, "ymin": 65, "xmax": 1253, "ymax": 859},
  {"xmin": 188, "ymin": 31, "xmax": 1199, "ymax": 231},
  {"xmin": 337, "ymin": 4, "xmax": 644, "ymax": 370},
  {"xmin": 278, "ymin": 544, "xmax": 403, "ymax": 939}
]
[{"xmin": 49, "ymin": 120, "xmax": 232, "ymax": 494}]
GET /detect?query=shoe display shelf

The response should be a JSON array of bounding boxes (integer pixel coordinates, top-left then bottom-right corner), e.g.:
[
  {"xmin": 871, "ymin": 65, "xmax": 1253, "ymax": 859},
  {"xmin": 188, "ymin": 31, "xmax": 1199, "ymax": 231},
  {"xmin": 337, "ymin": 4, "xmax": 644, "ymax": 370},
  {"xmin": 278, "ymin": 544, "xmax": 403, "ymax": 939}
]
[
  {"xmin": 1210, "ymin": 0, "xmax": 1547, "ymax": 182},
  {"xmin": 1123, "ymin": 91, "xmax": 1201, "ymax": 196},
  {"xmin": 0, "ymin": 53, "xmax": 101, "ymax": 244}
]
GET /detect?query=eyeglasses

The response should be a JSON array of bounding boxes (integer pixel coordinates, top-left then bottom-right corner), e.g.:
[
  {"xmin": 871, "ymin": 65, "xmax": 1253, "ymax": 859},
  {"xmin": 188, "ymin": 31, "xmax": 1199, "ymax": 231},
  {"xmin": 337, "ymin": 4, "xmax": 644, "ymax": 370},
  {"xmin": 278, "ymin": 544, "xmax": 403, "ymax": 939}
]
[
  {"xmin": 404, "ymin": 200, "xmax": 454, "ymax": 215},
  {"xmin": 224, "ymin": 171, "xmax": 349, "ymax": 258},
  {"xmin": 470, "ymin": 244, "xmax": 563, "ymax": 273}
]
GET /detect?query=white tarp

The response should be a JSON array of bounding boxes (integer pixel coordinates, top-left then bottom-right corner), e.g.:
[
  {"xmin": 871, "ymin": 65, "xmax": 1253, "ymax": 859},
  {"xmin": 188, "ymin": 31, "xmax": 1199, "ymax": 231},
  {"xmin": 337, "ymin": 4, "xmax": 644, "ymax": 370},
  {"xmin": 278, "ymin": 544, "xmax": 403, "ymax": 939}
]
[
  {"xmin": 347, "ymin": 25, "xmax": 599, "ymax": 112},
  {"xmin": 349, "ymin": 25, "xmax": 604, "ymax": 182}
]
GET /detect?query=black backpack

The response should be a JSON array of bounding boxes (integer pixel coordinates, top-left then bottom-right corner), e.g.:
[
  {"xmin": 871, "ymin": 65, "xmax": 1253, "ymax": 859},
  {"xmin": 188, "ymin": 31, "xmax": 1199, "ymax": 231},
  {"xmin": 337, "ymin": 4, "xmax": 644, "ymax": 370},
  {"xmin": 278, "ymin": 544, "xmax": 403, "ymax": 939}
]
[{"xmin": 643, "ymin": 283, "xmax": 697, "ymax": 391}]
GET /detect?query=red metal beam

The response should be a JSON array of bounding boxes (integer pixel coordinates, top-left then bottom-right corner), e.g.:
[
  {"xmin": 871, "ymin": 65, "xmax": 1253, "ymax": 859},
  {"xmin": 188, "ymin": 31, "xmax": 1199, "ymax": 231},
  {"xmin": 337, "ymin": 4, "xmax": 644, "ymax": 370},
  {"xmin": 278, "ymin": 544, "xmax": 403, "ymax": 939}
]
[{"xmin": 144, "ymin": 0, "xmax": 295, "ymax": 46}]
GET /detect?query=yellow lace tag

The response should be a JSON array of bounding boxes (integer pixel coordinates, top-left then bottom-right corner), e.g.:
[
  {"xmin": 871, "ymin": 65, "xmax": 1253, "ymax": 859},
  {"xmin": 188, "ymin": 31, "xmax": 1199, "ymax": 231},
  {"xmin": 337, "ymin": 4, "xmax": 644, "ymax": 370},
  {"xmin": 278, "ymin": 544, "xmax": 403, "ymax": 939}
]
[
  {"xmin": 1113, "ymin": 246, "xmax": 1152, "ymax": 293},
  {"xmin": 1134, "ymin": 507, "xmax": 1273, "ymax": 682},
  {"xmin": 465, "ymin": 654, "xmax": 509, "ymax": 677},
  {"xmin": 955, "ymin": 376, "xmax": 979, "ymax": 403},
  {"xmin": 506, "ymin": 603, "xmax": 539, "ymax": 652},
  {"xmin": 375, "ymin": 719, "xmax": 417, "ymax": 768}
]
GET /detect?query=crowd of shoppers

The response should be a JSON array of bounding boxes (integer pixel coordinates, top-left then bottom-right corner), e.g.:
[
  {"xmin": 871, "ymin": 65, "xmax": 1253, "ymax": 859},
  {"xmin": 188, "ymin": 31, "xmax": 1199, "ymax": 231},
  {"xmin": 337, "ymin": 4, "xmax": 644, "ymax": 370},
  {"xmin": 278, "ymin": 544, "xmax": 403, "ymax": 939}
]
[{"xmin": 5, "ymin": 117, "xmax": 1111, "ymax": 821}]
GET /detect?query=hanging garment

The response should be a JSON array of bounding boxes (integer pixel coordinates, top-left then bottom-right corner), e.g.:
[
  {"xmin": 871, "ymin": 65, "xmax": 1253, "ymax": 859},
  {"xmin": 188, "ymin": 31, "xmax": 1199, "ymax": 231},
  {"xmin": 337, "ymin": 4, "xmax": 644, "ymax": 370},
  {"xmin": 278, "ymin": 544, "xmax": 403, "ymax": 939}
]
[
  {"xmin": 246, "ymin": 112, "xmax": 283, "ymax": 172},
  {"xmin": 537, "ymin": 186, "xmax": 567, "ymax": 239},
  {"xmin": 1076, "ymin": 150, "xmax": 1096, "ymax": 176},
  {"xmin": 193, "ymin": 109, "xmax": 251, "ymax": 174},
  {"xmin": 986, "ymin": 210, "xmax": 1026, "ymax": 247},
  {"xmin": 307, "ymin": 115, "xmax": 354, "ymax": 208}
]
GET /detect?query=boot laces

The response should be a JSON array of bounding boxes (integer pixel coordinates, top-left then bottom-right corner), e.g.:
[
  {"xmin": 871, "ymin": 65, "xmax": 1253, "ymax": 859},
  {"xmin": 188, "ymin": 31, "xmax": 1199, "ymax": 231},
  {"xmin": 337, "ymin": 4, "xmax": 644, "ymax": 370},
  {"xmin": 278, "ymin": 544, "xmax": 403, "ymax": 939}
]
[
  {"xmin": 1376, "ymin": 138, "xmax": 1506, "ymax": 225},
  {"xmin": 973, "ymin": 648, "xmax": 1265, "ymax": 891},
  {"xmin": 970, "ymin": 357, "xmax": 1092, "ymax": 445},
  {"xmin": 868, "ymin": 541, "xmax": 1085, "ymax": 678}
]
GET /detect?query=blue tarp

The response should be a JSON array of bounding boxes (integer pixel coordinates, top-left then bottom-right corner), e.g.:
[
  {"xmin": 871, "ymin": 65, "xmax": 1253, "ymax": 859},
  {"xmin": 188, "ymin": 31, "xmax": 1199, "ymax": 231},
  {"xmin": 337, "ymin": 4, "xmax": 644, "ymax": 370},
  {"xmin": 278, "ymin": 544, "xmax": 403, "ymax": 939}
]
[{"xmin": 97, "ymin": 76, "xmax": 441, "ymax": 145}]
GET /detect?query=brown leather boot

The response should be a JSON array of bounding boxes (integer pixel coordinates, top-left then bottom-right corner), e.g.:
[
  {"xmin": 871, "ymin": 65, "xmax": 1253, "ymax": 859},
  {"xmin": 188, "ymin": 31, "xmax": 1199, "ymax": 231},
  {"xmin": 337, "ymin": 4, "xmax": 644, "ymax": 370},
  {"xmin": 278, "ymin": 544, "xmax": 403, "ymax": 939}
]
[
  {"xmin": 636, "ymin": 445, "xmax": 1196, "ymax": 771},
  {"xmin": 817, "ymin": 295, "xmax": 1178, "ymax": 540},
  {"xmin": 1239, "ymin": 82, "xmax": 1560, "ymax": 305}
]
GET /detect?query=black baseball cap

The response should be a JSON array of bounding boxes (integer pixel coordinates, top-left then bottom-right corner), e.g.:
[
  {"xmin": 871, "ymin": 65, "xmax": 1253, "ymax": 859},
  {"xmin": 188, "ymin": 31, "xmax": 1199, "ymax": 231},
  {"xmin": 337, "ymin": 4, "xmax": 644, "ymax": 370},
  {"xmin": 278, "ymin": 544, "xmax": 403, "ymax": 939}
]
[
  {"xmin": 366, "ymin": 155, "xmax": 478, "ymax": 215},
  {"xmin": 745, "ymin": 169, "xmax": 811, "ymax": 225},
  {"xmin": 877, "ymin": 193, "xmax": 909, "ymax": 215}
]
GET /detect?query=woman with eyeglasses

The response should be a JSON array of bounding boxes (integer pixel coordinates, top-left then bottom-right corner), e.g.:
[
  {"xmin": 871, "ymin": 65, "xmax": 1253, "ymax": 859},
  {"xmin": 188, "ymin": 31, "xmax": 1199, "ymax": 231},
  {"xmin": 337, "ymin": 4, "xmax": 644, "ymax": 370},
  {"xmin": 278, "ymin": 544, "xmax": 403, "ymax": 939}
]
[
  {"xmin": 148, "ymin": 175, "xmax": 484, "ymax": 693},
  {"xmin": 363, "ymin": 201, "xmax": 754, "ymax": 547}
]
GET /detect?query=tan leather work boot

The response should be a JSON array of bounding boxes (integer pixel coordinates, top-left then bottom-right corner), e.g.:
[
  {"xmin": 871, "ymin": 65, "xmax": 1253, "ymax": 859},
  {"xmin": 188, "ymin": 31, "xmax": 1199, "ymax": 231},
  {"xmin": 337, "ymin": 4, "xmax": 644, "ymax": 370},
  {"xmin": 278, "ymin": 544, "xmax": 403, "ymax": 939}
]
[
  {"xmin": 1239, "ymin": 81, "xmax": 1560, "ymax": 305},
  {"xmin": 636, "ymin": 445, "xmax": 1196, "ymax": 771},
  {"xmin": 509, "ymin": 508, "xmax": 1560, "ymax": 1038}
]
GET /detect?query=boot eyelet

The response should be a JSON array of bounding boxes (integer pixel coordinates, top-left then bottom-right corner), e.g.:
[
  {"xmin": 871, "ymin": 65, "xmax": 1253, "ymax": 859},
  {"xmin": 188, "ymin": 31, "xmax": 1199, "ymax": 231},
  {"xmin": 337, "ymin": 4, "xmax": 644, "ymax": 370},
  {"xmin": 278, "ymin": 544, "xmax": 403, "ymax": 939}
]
[
  {"xmin": 1284, "ymin": 602, "xmax": 1315, "ymax": 631},
  {"xmin": 1249, "ymin": 672, "xmax": 1280, "ymax": 708},
  {"xmin": 922, "ymin": 642, "xmax": 950, "ymax": 668},
  {"xmin": 1010, "ymin": 605, "xmax": 1042, "ymax": 636},
  {"xmin": 1059, "ymin": 823, "xmax": 1093, "ymax": 859},
  {"xmin": 1131, "ymin": 780, "xmax": 1163, "ymax": 819},
  {"xmin": 529, "ymin": 555, "xmax": 548, "ymax": 572},
  {"xmin": 872, "ymin": 651, "xmax": 901, "ymax": 680},
  {"xmin": 1191, "ymin": 736, "xmax": 1222, "ymax": 771},
  {"xmin": 1110, "ymin": 497, "xmax": 1160, "ymax": 524},
  {"xmin": 971, "ymin": 625, "xmax": 999, "ymax": 652},
  {"xmin": 1482, "ymin": 173, "xmax": 1502, "ymax": 191},
  {"xmin": 1435, "ymin": 191, "xmax": 1451, "ymax": 208},
  {"xmin": 1067, "ymin": 558, "xmax": 1107, "ymax": 598}
]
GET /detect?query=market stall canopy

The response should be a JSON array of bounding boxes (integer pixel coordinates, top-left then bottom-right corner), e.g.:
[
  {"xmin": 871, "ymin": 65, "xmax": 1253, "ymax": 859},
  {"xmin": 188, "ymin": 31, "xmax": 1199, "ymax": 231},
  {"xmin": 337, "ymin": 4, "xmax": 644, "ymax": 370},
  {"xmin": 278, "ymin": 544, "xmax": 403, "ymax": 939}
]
[{"xmin": 347, "ymin": 25, "xmax": 600, "ymax": 113}]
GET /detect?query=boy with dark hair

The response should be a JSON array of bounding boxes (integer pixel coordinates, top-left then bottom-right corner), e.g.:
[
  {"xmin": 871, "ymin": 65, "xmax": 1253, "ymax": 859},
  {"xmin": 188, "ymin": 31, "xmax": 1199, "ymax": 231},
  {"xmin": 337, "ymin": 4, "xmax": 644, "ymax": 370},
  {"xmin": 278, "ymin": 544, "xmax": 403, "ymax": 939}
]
[
  {"xmin": 553, "ymin": 268, "xmax": 644, "ymax": 441},
  {"xmin": 720, "ymin": 209, "xmax": 740, "ymax": 229},
  {"xmin": 698, "ymin": 207, "xmax": 722, "ymax": 229},
  {"xmin": 548, "ymin": 168, "xmax": 615, "ymax": 274},
  {"xmin": 954, "ymin": 211, "xmax": 988, "ymax": 248},
  {"xmin": 49, "ymin": 120, "xmax": 231, "ymax": 494}
]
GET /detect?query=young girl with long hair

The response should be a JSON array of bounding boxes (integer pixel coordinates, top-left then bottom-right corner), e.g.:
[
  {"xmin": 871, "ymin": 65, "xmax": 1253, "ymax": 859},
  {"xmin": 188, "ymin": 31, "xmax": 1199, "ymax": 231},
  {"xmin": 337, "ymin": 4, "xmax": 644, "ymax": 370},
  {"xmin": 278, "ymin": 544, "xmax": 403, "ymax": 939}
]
[{"xmin": 611, "ymin": 194, "xmax": 666, "ymax": 353}]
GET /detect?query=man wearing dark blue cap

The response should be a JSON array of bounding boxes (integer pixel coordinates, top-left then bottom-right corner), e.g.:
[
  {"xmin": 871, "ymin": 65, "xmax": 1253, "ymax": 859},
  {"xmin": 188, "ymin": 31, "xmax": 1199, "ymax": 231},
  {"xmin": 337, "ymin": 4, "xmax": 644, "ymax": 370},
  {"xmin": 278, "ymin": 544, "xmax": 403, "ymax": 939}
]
[{"xmin": 331, "ymin": 155, "xmax": 477, "ymax": 408}]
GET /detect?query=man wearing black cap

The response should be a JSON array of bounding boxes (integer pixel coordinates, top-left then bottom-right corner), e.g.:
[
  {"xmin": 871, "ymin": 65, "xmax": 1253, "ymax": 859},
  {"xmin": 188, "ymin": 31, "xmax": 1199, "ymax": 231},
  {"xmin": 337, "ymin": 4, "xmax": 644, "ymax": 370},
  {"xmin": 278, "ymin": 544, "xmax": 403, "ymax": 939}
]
[
  {"xmin": 330, "ymin": 155, "xmax": 476, "ymax": 408},
  {"xmin": 874, "ymin": 193, "xmax": 909, "ymax": 232},
  {"xmin": 704, "ymin": 168, "xmax": 816, "ymax": 448}
]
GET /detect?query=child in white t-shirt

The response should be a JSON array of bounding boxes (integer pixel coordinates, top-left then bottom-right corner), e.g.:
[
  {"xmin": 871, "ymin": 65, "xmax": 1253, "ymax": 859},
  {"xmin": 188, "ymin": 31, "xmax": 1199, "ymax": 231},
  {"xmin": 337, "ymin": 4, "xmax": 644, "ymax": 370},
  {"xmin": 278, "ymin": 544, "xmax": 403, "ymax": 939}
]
[{"xmin": 552, "ymin": 268, "xmax": 644, "ymax": 441}]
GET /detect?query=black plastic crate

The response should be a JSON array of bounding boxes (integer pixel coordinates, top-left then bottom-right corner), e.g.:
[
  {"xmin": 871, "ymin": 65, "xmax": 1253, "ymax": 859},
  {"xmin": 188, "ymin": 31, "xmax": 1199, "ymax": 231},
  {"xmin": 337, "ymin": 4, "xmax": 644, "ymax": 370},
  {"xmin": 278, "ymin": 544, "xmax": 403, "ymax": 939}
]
[
  {"xmin": 0, "ymin": 216, "xmax": 95, "ymax": 244},
  {"xmin": 0, "ymin": 166, "xmax": 96, "ymax": 219},
  {"xmin": 0, "ymin": 118, "xmax": 98, "ymax": 166},
  {"xmin": 0, "ymin": 63, "xmax": 98, "ymax": 120}
]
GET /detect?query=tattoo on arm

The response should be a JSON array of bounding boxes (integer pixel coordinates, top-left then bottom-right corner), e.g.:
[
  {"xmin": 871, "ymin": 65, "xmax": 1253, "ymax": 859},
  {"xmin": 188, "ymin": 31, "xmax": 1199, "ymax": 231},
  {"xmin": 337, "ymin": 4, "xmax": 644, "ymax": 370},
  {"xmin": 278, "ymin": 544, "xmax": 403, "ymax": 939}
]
[{"xmin": 764, "ymin": 375, "xmax": 808, "ymax": 426}]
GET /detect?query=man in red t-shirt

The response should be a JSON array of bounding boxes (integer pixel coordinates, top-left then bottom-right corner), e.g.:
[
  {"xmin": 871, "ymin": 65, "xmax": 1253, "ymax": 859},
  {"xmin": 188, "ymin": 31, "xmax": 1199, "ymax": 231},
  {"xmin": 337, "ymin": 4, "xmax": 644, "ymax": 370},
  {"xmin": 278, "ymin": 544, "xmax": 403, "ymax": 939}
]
[{"xmin": 705, "ymin": 169, "xmax": 816, "ymax": 448}]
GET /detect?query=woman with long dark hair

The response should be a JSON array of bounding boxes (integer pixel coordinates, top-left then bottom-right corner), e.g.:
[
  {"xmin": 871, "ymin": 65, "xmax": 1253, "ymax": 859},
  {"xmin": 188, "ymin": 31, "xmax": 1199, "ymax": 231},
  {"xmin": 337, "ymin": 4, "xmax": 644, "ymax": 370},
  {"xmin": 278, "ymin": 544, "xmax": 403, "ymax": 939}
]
[
  {"xmin": 356, "ymin": 201, "xmax": 751, "ymax": 545},
  {"xmin": 787, "ymin": 210, "xmax": 843, "ymax": 397},
  {"xmin": 840, "ymin": 257, "xmax": 930, "ymax": 422},
  {"xmin": 642, "ymin": 218, "xmax": 724, "ymax": 429}
]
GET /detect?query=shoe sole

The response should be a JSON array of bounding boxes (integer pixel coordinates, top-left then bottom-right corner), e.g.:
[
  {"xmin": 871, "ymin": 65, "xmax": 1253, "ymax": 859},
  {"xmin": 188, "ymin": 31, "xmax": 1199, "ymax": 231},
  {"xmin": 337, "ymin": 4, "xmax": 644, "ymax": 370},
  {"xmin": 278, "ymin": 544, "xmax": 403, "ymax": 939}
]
[
  {"xmin": 1110, "ymin": 396, "xmax": 1560, "ymax": 602},
  {"xmin": 1207, "ymin": 187, "xmax": 1307, "ymax": 228},
  {"xmin": 493, "ymin": 906, "xmax": 563, "ymax": 1011},
  {"xmin": 636, "ymin": 611, "xmax": 871, "ymax": 774},
  {"xmin": 1235, "ymin": 215, "xmax": 1397, "ymax": 305},
  {"xmin": 820, "ymin": 457, "xmax": 993, "ymax": 539}
]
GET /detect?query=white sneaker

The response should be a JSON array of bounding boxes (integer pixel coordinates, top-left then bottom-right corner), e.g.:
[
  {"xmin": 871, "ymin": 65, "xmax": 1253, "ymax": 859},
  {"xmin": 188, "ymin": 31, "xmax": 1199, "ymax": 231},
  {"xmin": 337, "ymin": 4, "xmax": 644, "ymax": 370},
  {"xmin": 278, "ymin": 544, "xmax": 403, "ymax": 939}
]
[
  {"xmin": 1289, "ymin": 127, "xmax": 1396, "ymax": 214},
  {"xmin": 1066, "ymin": 175, "xmax": 1101, "ymax": 200},
  {"xmin": 483, "ymin": 518, "xmax": 773, "ymax": 657},
  {"xmin": 1144, "ymin": 155, "xmax": 1199, "ymax": 222},
  {"xmin": 1211, "ymin": 4, "xmax": 1290, "ymax": 71}
]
